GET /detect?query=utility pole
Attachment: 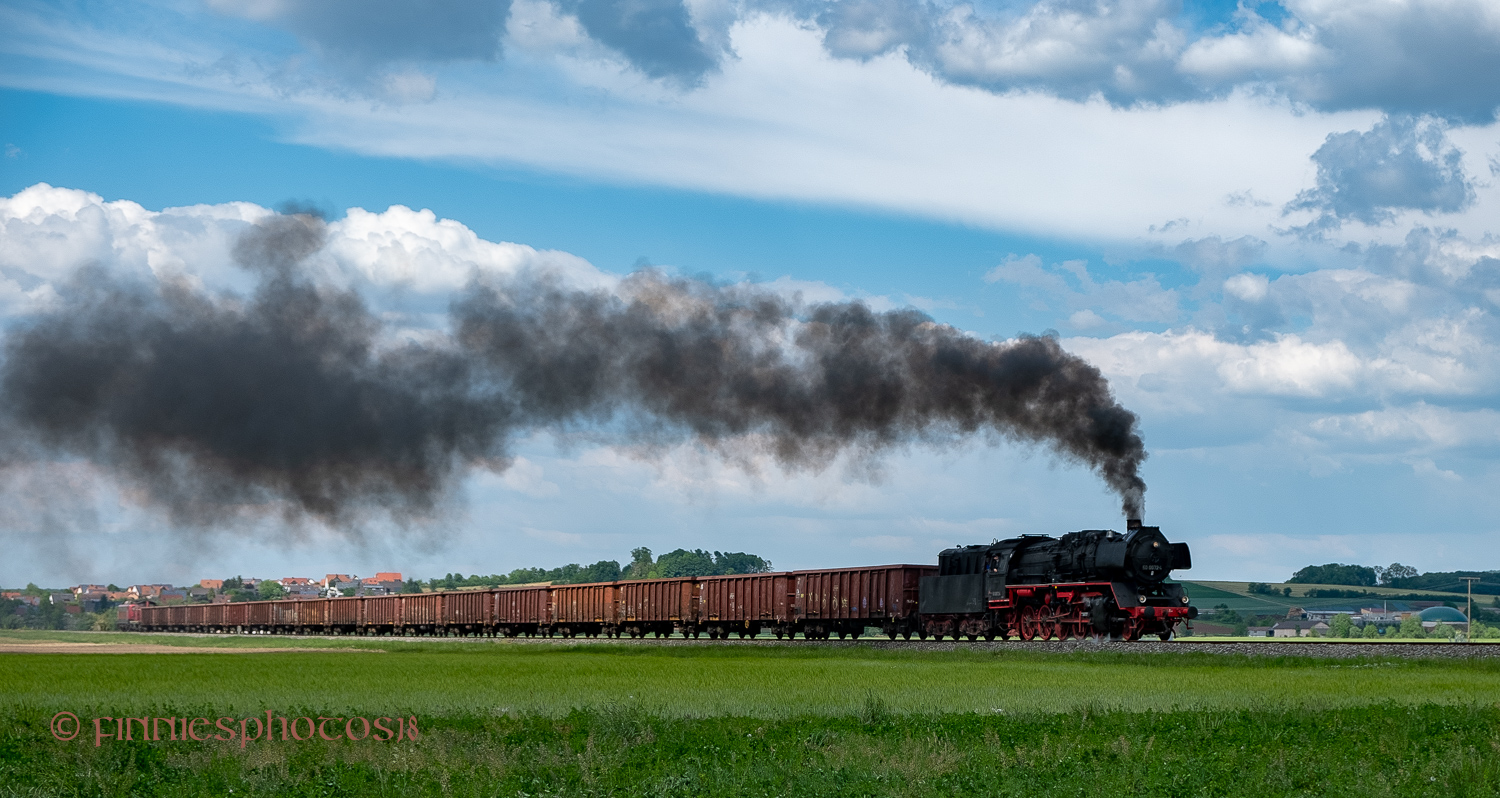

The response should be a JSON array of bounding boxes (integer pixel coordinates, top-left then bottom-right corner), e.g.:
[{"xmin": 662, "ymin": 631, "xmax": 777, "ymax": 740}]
[{"xmin": 1461, "ymin": 577, "xmax": 1480, "ymax": 642}]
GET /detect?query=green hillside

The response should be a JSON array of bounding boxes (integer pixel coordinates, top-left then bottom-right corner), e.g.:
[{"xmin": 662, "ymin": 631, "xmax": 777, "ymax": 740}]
[{"xmin": 1180, "ymin": 581, "xmax": 1468, "ymax": 618}]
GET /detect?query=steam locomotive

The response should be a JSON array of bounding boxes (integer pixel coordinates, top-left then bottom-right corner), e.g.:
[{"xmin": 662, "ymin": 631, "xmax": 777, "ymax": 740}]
[
  {"xmin": 129, "ymin": 521, "xmax": 1196, "ymax": 641},
  {"xmin": 918, "ymin": 520, "xmax": 1196, "ymax": 642}
]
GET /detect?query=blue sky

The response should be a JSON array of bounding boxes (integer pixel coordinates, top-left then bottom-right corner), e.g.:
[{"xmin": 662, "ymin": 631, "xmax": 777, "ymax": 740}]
[{"xmin": 3, "ymin": 0, "xmax": 1500, "ymax": 587}]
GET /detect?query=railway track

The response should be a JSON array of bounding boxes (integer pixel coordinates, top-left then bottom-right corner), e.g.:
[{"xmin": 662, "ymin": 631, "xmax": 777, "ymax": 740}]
[{"xmin": 115, "ymin": 631, "xmax": 1500, "ymax": 658}]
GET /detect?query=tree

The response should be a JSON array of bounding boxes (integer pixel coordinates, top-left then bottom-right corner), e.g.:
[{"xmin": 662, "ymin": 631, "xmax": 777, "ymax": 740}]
[
  {"xmin": 1396, "ymin": 615, "xmax": 1426, "ymax": 639},
  {"xmin": 654, "ymin": 549, "xmax": 718, "ymax": 578},
  {"xmin": 1432, "ymin": 622, "xmax": 1457, "ymax": 639},
  {"xmin": 1378, "ymin": 563, "xmax": 1419, "ymax": 586},
  {"xmin": 715, "ymin": 552, "xmax": 772, "ymax": 574},
  {"xmin": 1287, "ymin": 564, "xmax": 1378, "ymax": 587},
  {"xmin": 577, "ymin": 560, "xmax": 622, "ymax": 583},
  {"xmin": 623, "ymin": 548, "xmax": 655, "ymax": 580},
  {"xmin": 1329, "ymin": 613, "xmax": 1353, "ymax": 638},
  {"xmin": 401, "ymin": 580, "xmax": 425, "ymax": 594},
  {"xmin": 1362, "ymin": 622, "xmax": 1380, "ymax": 638},
  {"xmin": 258, "ymin": 581, "xmax": 286, "ymax": 600},
  {"xmin": 107, "ymin": 584, "xmax": 121, "ymax": 592}
]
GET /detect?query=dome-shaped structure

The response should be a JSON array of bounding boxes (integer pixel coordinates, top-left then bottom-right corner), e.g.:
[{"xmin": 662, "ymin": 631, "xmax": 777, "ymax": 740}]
[{"xmin": 1419, "ymin": 606, "xmax": 1468, "ymax": 623}]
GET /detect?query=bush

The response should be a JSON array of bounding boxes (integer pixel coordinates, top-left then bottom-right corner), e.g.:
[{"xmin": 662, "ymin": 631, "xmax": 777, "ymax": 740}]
[
  {"xmin": 1395, "ymin": 616, "xmax": 1426, "ymax": 639},
  {"xmin": 1471, "ymin": 622, "xmax": 1500, "ymax": 640}
]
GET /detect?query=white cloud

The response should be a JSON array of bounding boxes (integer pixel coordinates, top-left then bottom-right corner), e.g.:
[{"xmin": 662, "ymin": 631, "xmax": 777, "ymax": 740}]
[
  {"xmin": 1308, "ymin": 404, "xmax": 1500, "ymax": 450},
  {"xmin": 1178, "ymin": 16, "xmax": 1323, "ymax": 82},
  {"xmin": 1068, "ymin": 329, "xmax": 1426, "ymax": 401},
  {"xmin": 0, "ymin": 184, "xmax": 610, "ymax": 318},
  {"xmin": 1224, "ymin": 272, "xmax": 1269, "ymax": 302},
  {"xmin": 327, "ymin": 204, "xmax": 600, "ymax": 293}
]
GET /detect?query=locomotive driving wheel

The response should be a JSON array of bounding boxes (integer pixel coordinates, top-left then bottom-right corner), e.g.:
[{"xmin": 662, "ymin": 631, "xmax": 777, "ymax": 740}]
[{"xmin": 1018, "ymin": 606, "xmax": 1039, "ymax": 641}]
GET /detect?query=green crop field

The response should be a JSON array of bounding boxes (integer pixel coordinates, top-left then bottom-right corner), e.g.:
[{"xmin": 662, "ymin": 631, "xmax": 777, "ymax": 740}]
[{"xmin": 4, "ymin": 631, "xmax": 1500, "ymax": 796}]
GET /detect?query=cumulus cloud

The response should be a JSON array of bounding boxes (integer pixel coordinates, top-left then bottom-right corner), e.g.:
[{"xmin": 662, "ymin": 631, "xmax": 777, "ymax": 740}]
[
  {"xmin": 0, "ymin": 184, "xmax": 602, "ymax": 310},
  {"xmin": 817, "ymin": 0, "xmax": 1193, "ymax": 105},
  {"xmin": 806, "ymin": 0, "xmax": 1500, "ymax": 120},
  {"xmin": 1286, "ymin": 115, "xmax": 1476, "ymax": 230}
]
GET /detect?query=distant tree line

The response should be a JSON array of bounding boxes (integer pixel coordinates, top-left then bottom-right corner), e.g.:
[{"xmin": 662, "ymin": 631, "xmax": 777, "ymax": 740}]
[
  {"xmin": 1282, "ymin": 562, "xmax": 1496, "ymax": 590},
  {"xmin": 421, "ymin": 547, "xmax": 772, "ymax": 592}
]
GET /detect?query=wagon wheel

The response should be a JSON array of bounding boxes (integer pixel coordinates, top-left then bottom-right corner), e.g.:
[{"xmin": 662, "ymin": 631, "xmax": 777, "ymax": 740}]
[{"xmin": 902, "ymin": 630, "xmax": 912, "ymax": 640}]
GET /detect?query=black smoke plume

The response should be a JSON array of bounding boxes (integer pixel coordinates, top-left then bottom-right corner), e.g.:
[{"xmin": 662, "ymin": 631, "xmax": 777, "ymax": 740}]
[{"xmin": 0, "ymin": 213, "xmax": 1146, "ymax": 530}]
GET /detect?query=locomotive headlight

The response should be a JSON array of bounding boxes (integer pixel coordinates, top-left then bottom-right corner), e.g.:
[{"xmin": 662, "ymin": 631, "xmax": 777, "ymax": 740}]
[
  {"xmin": 1138, "ymin": 595, "xmax": 1147, "ymax": 604},
  {"xmin": 1181, "ymin": 596, "xmax": 1190, "ymax": 604}
]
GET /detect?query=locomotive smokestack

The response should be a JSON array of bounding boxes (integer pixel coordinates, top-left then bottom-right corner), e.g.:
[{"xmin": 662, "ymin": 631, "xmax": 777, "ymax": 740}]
[
  {"xmin": 1127, "ymin": 518, "xmax": 1142, "ymax": 531},
  {"xmin": 0, "ymin": 211, "xmax": 1150, "ymax": 532}
]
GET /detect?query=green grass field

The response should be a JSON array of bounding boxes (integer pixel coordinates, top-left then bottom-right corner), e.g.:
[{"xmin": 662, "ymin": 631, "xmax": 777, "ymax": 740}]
[{"xmin": 4, "ymin": 631, "xmax": 1500, "ymax": 796}]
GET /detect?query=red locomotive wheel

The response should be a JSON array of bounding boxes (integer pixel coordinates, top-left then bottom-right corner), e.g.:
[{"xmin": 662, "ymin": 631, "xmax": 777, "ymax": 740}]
[{"xmin": 1018, "ymin": 607, "xmax": 1038, "ymax": 641}]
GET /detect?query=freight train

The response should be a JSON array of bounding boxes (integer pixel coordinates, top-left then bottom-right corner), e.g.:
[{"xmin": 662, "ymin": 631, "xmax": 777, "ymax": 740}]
[{"xmin": 128, "ymin": 521, "xmax": 1196, "ymax": 641}]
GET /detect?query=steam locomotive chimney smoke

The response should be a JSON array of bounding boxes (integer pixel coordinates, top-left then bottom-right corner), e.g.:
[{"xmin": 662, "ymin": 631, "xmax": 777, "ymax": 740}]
[{"xmin": 0, "ymin": 213, "xmax": 1147, "ymax": 530}]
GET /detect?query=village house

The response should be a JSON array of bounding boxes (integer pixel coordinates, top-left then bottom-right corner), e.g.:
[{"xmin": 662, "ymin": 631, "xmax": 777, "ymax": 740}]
[
  {"xmin": 359, "ymin": 572, "xmax": 404, "ymax": 595},
  {"xmin": 199, "ymin": 579, "xmax": 224, "ymax": 591},
  {"xmin": 280, "ymin": 577, "xmax": 320, "ymax": 599},
  {"xmin": 1271, "ymin": 619, "xmax": 1331, "ymax": 637}
]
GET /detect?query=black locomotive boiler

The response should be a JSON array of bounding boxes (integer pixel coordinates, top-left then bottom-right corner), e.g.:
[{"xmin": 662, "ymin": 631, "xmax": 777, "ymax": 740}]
[{"xmin": 918, "ymin": 520, "xmax": 1197, "ymax": 641}]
